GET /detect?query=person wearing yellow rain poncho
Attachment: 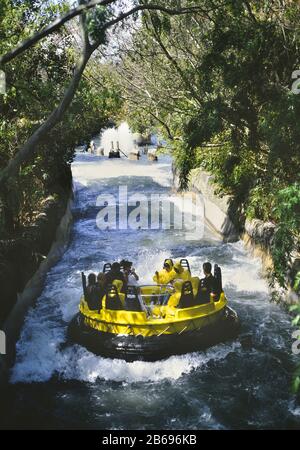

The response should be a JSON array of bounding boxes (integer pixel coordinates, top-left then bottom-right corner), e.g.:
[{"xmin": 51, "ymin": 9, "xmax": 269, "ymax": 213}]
[
  {"xmin": 152, "ymin": 281, "xmax": 183, "ymax": 318},
  {"xmin": 152, "ymin": 259, "xmax": 175, "ymax": 285},
  {"xmin": 172, "ymin": 261, "xmax": 191, "ymax": 284}
]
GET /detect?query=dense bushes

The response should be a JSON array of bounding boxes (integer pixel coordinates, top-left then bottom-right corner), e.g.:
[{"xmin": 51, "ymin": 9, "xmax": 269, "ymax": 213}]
[
  {"xmin": 0, "ymin": 1, "xmax": 122, "ymax": 320},
  {"xmin": 0, "ymin": 1, "xmax": 122, "ymax": 237}
]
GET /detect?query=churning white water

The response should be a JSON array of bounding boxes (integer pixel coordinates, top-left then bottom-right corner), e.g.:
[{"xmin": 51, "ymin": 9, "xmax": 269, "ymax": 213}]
[
  {"xmin": 7, "ymin": 150, "xmax": 299, "ymax": 430},
  {"xmin": 98, "ymin": 122, "xmax": 135, "ymax": 156}
]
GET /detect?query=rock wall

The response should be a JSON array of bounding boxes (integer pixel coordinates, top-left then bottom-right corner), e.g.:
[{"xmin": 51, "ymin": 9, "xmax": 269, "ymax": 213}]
[{"xmin": 242, "ymin": 217, "xmax": 298, "ymax": 304}]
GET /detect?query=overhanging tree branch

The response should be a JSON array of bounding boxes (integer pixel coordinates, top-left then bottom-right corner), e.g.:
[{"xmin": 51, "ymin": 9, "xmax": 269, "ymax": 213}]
[
  {"xmin": 0, "ymin": 45, "xmax": 92, "ymax": 188},
  {"xmin": 0, "ymin": 0, "xmax": 115, "ymax": 65},
  {"xmin": 0, "ymin": 1, "xmax": 222, "ymax": 188},
  {"xmin": 0, "ymin": 2, "xmax": 217, "ymax": 65}
]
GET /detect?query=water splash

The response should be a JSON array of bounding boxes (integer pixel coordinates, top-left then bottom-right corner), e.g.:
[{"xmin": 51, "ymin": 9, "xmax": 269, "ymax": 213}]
[
  {"xmin": 99, "ymin": 122, "xmax": 135, "ymax": 156},
  {"xmin": 10, "ymin": 150, "xmax": 290, "ymax": 392}
]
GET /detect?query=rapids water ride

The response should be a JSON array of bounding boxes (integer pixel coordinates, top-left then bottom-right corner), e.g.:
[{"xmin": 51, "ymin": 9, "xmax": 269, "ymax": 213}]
[{"xmin": 68, "ymin": 259, "xmax": 240, "ymax": 362}]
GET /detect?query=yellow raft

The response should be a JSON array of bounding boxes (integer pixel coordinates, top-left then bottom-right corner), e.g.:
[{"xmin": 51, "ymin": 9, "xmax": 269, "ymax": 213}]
[{"xmin": 68, "ymin": 263, "xmax": 240, "ymax": 361}]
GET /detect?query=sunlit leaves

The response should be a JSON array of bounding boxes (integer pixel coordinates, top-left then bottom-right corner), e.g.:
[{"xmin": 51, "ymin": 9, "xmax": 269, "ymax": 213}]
[{"xmin": 86, "ymin": 5, "xmax": 112, "ymax": 45}]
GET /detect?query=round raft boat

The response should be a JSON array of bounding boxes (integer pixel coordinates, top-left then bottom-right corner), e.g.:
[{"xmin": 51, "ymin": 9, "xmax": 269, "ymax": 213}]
[{"xmin": 68, "ymin": 261, "xmax": 240, "ymax": 362}]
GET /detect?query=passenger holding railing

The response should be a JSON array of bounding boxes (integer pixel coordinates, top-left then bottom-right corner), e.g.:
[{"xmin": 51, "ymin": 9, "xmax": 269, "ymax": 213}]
[
  {"xmin": 120, "ymin": 260, "xmax": 139, "ymax": 286},
  {"xmin": 152, "ymin": 281, "xmax": 183, "ymax": 318}
]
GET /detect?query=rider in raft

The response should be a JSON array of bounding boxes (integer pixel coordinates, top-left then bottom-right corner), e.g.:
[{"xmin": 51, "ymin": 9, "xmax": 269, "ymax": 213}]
[
  {"xmin": 153, "ymin": 259, "xmax": 191, "ymax": 285},
  {"xmin": 152, "ymin": 280, "xmax": 183, "ymax": 318},
  {"xmin": 153, "ymin": 259, "xmax": 175, "ymax": 284},
  {"xmin": 172, "ymin": 261, "xmax": 191, "ymax": 283}
]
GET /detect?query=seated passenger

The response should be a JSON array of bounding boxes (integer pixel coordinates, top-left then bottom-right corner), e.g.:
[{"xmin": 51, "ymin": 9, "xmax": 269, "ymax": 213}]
[
  {"xmin": 97, "ymin": 272, "xmax": 106, "ymax": 287},
  {"xmin": 153, "ymin": 259, "xmax": 175, "ymax": 285},
  {"xmin": 120, "ymin": 260, "xmax": 139, "ymax": 286},
  {"xmin": 152, "ymin": 281, "xmax": 182, "ymax": 318},
  {"xmin": 103, "ymin": 279, "xmax": 125, "ymax": 310},
  {"xmin": 105, "ymin": 262, "xmax": 126, "ymax": 290},
  {"xmin": 86, "ymin": 273, "xmax": 103, "ymax": 310},
  {"xmin": 171, "ymin": 262, "xmax": 191, "ymax": 283},
  {"xmin": 190, "ymin": 276, "xmax": 200, "ymax": 297},
  {"xmin": 200, "ymin": 262, "xmax": 219, "ymax": 302}
]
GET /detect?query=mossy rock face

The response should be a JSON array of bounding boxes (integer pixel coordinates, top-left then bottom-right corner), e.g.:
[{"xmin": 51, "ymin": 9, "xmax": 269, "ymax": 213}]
[{"xmin": 244, "ymin": 219, "xmax": 275, "ymax": 249}]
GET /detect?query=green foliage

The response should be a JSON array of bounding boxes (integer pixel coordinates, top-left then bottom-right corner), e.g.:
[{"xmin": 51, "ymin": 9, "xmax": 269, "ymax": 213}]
[
  {"xmin": 172, "ymin": 140, "xmax": 196, "ymax": 190},
  {"xmin": 271, "ymin": 184, "xmax": 300, "ymax": 288},
  {"xmin": 294, "ymin": 272, "xmax": 300, "ymax": 294},
  {"xmin": 0, "ymin": 1, "xmax": 122, "ymax": 235},
  {"xmin": 86, "ymin": 5, "xmax": 112, "ymax": 45},
  {"xmin": 118, "ymin": 0, "xmax": 300, "ymax": 290}
]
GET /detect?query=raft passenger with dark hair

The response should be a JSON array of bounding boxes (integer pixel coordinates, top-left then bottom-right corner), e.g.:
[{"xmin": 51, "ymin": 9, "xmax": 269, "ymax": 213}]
[
  {"xmin": 86, "ymin": 273, "xmax": 104, "ymax": 310},
  {"xmin": 200, "ymin": 262, "xmax": 219, "ymax": 302}
]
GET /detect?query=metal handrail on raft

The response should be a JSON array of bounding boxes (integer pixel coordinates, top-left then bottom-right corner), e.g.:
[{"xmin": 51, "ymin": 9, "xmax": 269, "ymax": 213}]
[{"xmin": 133, "ymin": 284, "xmax": 174, "ymax": 298}]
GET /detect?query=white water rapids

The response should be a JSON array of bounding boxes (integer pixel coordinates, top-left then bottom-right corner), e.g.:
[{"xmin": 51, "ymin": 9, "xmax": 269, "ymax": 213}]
[{"xmin": 6, "ymin": 150, "xmax": 299, "ymax": 430}]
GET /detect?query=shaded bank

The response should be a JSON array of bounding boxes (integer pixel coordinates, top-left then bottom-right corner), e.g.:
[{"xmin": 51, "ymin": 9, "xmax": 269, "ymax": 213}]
[{"xmin": 0, "ymin": 180, "xmax": 73, "ymax": 385}]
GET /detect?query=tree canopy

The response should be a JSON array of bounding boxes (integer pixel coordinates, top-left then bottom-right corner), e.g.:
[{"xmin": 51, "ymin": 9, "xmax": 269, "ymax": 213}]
[
  {"xmin": 1, "ymin": 0, "xmax": 300, "ymax": 286},
  {"xmin": 117, "ymin": 0, "xmax": 300, "ymax": 288}
]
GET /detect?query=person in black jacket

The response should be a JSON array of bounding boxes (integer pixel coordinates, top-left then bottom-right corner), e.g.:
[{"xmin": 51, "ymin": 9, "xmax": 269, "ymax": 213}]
[
  {"xmin": 105, "ymin": 262, "xmax": 126, "ymax": 291},
  {"xmin": 86, "ymin": 273, "xmax": 103, "ymax": 310},
  {"xmin": 200, "ymin": 262, "xmax": 219, "ymax": 302}
]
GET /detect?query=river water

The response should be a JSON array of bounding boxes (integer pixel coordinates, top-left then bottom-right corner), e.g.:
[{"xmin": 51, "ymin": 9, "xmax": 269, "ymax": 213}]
[{"xmin": 1, "ymin": 152, "xmax": 299, "ymax": 429}]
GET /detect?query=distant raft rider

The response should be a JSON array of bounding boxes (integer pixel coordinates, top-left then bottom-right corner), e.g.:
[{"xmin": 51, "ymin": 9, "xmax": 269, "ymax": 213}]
[{"xmin": 200, "ymin": 262, "xmax": 219, "ymax": 302}]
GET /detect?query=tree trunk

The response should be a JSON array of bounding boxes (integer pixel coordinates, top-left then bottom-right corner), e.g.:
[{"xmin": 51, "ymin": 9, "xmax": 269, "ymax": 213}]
[{"xmin": 0, "ymin": 47, "xmax": 92, "ymax": 190}]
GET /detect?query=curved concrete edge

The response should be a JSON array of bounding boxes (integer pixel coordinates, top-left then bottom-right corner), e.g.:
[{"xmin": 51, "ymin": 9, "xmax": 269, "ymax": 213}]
[
  {"xmin": 242, "ymin": 220, "xmax": 300, "ymax": 305},
  {"xmin": 0, "ymin": 196, "xmax": 73, "ymax": 386},
  {"xmin": 194, "ymin": 191, "xmax": 239, "ymax": 242},
  {"xmin": 188, "ymin": 169, "xmax": 238, "ymax": 242},
  {"xmin": 172, "ymin": 165, "xmax": 239, "ymax": 242},
  {"xmin": 172, "ymin": 164, "xmax": 299, "ymax": 304}
]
